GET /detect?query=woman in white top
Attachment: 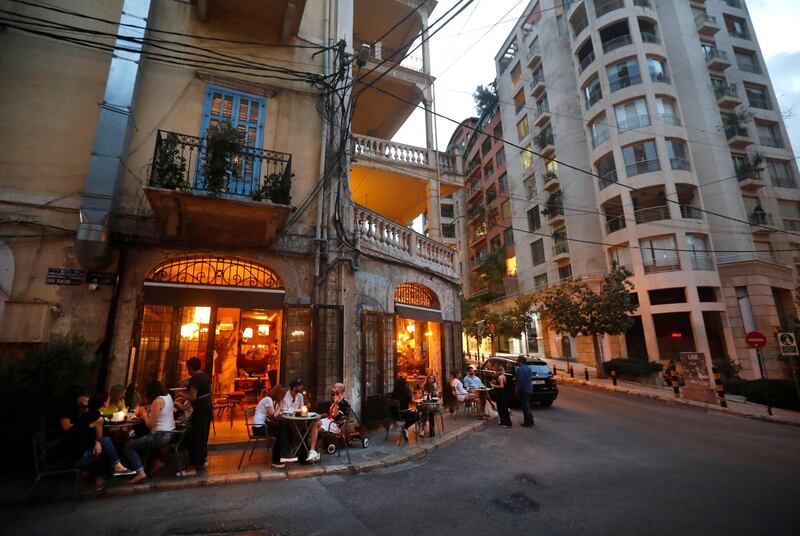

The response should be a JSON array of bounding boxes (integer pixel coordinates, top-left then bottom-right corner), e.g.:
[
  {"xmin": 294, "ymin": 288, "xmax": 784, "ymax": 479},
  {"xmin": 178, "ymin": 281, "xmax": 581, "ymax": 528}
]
[
  {"xmin": 252, "ymin": 385, "xmax": 289, "ymax": 467},
  {"xmin": 124, "ymin": 381, "xmax": 176, "ymax": 484},
  {"xmin": 450, "ymin": 370, "xmax": 480, "ymax": 408}
]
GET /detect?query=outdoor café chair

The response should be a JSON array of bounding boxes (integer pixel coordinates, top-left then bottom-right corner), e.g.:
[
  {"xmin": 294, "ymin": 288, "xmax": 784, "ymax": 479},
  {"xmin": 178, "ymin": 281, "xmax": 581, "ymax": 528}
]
[
  {"xmin": 30, "ymin": 429, "xmax": 80, "ymax": 511},
  {"xmin": 238, "ymin": 407, "xmax": 276, "ymax": 469},
  {"xmin": 384, "ymin": 398, "xmax": 416, "ymax": 445}
]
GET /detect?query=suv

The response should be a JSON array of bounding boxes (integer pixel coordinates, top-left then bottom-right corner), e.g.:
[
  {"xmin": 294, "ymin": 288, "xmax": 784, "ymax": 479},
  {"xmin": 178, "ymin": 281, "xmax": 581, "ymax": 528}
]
[{"xmin": 476, "ymin": 356, "xmax": 558, "ymax": 407}]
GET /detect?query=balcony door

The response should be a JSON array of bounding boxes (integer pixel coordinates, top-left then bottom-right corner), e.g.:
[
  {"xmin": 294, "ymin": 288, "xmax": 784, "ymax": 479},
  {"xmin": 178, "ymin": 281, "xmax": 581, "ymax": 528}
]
[{"xmin": 200, "ymin": 85, "xmax": 266, "ymax": 196}]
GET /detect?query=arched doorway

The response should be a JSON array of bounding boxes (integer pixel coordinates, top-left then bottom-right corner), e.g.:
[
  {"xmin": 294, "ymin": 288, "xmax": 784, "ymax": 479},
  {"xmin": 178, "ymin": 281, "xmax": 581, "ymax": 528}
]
[{"xmin": 133, "ymin": 256, "xmax": 287, "ymax": 422}]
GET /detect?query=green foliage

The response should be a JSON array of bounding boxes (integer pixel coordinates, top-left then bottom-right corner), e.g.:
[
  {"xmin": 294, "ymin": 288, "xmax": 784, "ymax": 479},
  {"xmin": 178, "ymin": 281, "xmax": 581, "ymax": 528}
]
[
  {"xmin": 251, "ymin": 172, "xmax": 293, "ymax": 204},
  {"xmin": 540, "ymin": 190, "xmax": 563, "ymax": 217},
  {"xmin": 479, "ymin": 248, "xmax": 506, "ymax": 289},
  {"xmin": 602, "ymin": 357, "xmax": 664, "ymax": 378},
  {"xmin": 712, "ymin": 356, "xmax": 743, "ymax": 380},
  {"xmin": 202, "ymin": 122, "xmax": 244, "ymax": 196},
  {"xmin": 152, "ymin": 133, "xmax": 189, "ymax": 190},
  {"xmin": 723, "ymin": 378, "xmax": 799, "ymax": 410},
  {"xmin": 0, "ymin": 340, "xmax": 97, "ymax": 464},
  {"xmin": 461, "ymin": 298, "xmax": 489, "ymax": 345},
  {"xmin": 494, "ymin": 295, "xmax": 536, "ymax": 340},
  {"xmin": 473, "ymin": 82, "xmax": 498, "ymax": 116}
]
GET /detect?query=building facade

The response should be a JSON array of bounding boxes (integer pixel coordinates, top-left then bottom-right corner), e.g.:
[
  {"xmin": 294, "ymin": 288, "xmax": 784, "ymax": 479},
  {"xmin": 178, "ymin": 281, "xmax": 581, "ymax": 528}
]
[
  {"xmin": 494, "ymin": 0, "xmax": 798, "ymax": 379},
  {"xmin": 0, "ymin": 0, "xmax": 463, "ymax": 425}
]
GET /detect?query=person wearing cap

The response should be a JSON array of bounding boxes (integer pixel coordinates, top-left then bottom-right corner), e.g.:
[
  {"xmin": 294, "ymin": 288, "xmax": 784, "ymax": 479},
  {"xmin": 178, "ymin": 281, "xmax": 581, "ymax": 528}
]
[{"xmin": 281, "ymin": 379, "xmax": 321, "ymax": 462}]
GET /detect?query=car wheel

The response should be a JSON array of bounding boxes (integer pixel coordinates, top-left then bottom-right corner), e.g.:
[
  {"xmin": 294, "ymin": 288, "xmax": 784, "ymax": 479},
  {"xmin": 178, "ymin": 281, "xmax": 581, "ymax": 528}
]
[{"xmin": 540, "ymin": 399, "xmax": 554, "ymax": 407}]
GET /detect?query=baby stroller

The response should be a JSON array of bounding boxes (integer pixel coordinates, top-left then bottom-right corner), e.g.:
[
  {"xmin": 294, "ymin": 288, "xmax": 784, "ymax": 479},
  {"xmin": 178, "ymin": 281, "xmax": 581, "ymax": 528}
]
[{"xmin": 318, "ymin": 406, "xmax": 370, "ymax": 464}]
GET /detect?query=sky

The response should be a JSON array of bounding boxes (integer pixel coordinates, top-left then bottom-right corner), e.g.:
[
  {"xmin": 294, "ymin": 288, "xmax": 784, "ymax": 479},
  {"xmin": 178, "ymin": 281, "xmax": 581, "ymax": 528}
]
[{"xmin": 392, "ymin": 0, "xmax": 800, "ymax": 155}]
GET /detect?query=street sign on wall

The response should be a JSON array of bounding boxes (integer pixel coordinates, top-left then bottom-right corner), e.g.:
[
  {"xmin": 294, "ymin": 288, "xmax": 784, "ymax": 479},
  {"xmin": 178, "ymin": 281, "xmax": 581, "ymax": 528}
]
[
  {"xmin": 679, "ymin": 352, "xmax": 718, "ymax": 404},
  {"xmin": 745, "ymin": 331, "xmax": 767, "ymax": 349},
  {"xmin": 777, "ymin": 332, "xmax": 799, "ymax": 356},
  {"xmin": 45, "ymin": 267, "xmax": 84, "ymax": 286}
]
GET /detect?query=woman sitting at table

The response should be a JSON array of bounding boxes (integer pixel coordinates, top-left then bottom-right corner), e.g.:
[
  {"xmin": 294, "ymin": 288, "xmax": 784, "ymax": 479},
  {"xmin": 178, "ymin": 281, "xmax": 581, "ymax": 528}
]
[
  {"xmin": 391, "ymin": 376, "xmax": 418, "ymax": 440},
  {"xmin": 450, "ymin": 370, "xmax": 480, "ymax": 414},
  {"xmin": 252, "ymin": 385, "xmax": 289, "ymax": 468},
  {"xmin": 73, "ymin": 392, "xmax": 135, "ymax": 491},
  {"xmin": 124, "ymin": 380, "xmax": 176, "ymax": 484},
  {"xmin": 419, "ymin": 375, "xmax": 439, "ymax": 438},
  {"xmin": 101, "ymin": 384, "xmax": 127, "ymax": 418}
]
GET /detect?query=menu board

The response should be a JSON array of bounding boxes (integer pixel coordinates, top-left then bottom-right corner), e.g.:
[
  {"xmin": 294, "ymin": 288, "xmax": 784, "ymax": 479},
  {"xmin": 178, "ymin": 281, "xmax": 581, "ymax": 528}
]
[{"xmin": 679, "ymin": 352, "xmax": 718, "ymax": 404}]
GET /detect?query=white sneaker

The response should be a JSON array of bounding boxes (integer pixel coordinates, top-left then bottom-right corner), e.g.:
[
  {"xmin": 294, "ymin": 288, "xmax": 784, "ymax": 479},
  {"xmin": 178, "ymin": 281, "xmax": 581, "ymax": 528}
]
[
  {"xmin": 306, "ymin": 450, "xmax": 320, "ymax": 463},
  {"xmin": 280, "ymin": 457, "xmax": 298, "ymax": 463}
]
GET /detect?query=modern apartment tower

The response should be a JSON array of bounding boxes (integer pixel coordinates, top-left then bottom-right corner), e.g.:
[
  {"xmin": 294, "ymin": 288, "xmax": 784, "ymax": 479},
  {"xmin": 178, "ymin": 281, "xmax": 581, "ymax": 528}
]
[{"xmin": 495, "ymin": 0, "xmax": 799, "ymax": 379}]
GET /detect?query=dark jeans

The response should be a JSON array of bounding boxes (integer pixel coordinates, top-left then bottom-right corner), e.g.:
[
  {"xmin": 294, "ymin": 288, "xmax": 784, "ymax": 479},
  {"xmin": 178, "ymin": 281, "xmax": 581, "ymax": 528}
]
[
  {"xmin": 519, "ymin": 392, "xmax": 534, "ymax": 426},
  {"xmin": 75, "ymin": 437, "xmax": 121, "ymax": 477},
  {"xmin": 188, "ymin": 398, "xmax": 212, "ymax": 467},
  {"xmin": 419, "ymin": 408, "xmax": 436, "ymax": 436},
  {"xmin": 399, "ymin": 409, "xmax": 417, "ymax": 430},
  {"xmin": 493, "ymin": 389, "xmax": 512, "ymax": 427},
  {"xmin": 124, "ymin": 432, "xmax": 173, "ymax": 472},
  {"xmin": 253, "ymin": 425, "xmax": 285, "ymax": 464}
]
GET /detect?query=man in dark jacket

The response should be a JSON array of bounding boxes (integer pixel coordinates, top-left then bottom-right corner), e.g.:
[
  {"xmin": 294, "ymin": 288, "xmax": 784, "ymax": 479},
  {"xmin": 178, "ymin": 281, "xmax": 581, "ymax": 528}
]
[{"xmin": 515, "ymin": 355, "xmax": 534, "ymax": 427}]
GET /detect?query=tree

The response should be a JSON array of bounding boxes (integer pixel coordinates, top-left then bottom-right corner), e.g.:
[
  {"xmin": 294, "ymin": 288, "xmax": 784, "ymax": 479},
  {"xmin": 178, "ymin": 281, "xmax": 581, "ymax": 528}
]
[
  {"xmin": 533, "ymin": 262, "xmax": 637, "ymax": 377},
  {"xmin": 461, "ymin": 298, "xmax": 489, "ymax": 358},
  {"xmin": 479, "ymin": 247, "xmax": 506, "ymax": 293},
  {"xmin": 494, "ymin": 295, "xmax": 536, "ymax": 354},
  {"xmin": 473, "ymin": 82, "xmax": 498, "ymax": 116}
]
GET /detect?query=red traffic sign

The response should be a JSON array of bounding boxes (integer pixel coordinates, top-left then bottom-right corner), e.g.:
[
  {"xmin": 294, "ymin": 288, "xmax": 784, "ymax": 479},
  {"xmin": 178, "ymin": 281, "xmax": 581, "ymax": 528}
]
[{"xmin": 745, "ymin": 331, "xmax": 767, "ymax": 349}]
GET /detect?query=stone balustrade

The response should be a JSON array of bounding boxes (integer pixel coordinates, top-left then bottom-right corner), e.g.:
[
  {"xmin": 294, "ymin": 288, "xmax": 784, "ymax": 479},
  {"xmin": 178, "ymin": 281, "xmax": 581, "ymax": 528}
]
[
  {"xmin": 353, "ymin": 134, "xmax": 463, "ymax": 176},
  {"xmin": 353, "ymin": 204, "xmax": 459, "ymax": 279}
]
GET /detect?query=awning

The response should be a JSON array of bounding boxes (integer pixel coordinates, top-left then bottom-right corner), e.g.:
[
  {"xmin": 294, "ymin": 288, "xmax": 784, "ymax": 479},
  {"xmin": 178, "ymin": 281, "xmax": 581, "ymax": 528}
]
[
  {"xmin": 394, "ymin": 303, "xmax": 442, "ymax": 322},
  {"xmin": 143, "ymin": 281, "xmax": 286, "ymax": 309}
]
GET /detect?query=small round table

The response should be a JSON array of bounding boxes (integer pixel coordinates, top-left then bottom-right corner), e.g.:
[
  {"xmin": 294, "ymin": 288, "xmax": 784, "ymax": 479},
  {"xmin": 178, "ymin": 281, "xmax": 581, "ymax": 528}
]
[
  {"xmin": 469, "ymin": 387, "xmax": 492, "ymax": 418},
  {"xmin": 282, "ymin": 413, "xmax": 321, "ymax": 458},
  {"xmin": 415, "ymin": 400, "xmax": 444, "ymax": 436}
]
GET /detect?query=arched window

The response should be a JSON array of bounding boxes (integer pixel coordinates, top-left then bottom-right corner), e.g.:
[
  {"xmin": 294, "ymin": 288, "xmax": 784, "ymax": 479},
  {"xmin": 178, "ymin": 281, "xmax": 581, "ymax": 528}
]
[
  {"xmin": 146, "ymin": 256, "xmax": 282, "ymax": 288},
  {"xmin": 394, "ymin": 282, "xmax": 440, "ymax": 308}
]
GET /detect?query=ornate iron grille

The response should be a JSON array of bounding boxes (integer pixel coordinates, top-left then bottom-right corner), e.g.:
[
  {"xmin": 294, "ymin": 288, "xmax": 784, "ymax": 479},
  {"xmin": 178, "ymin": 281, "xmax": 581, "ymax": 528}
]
[
  {"xmin": 394, "ymin": 283, "xmax": 440, "ymax": 308},
  {"xmin": 146, "ymin": 256, "xmax": 282, "ymax": 288}
]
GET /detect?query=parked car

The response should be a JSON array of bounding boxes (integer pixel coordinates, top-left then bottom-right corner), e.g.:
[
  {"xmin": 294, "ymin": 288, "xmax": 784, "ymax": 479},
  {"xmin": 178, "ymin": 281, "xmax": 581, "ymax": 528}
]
[{"xmin": 477, "ymin": 356, "xmax": 558, "ymax": 407}]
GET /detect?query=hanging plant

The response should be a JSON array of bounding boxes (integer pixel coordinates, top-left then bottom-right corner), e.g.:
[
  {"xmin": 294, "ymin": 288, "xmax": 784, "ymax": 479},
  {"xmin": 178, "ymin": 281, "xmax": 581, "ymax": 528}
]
[
  {"xmin": 202, "ymin": 122, "xmax": 244, "ymax": 196},
  {"xmin": 152, "ymin": 132, "xmax": 189, "ymax": 191},
  {"xmin": 251, "ymin": 171, "xmax": 294, "ymax": 205}
]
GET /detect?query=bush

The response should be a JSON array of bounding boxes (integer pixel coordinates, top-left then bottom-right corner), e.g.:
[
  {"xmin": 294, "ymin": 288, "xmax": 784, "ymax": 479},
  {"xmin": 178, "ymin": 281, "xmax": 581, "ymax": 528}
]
[
  {"xmin": 722, "ymin": 378, "xmax": 799, "ymax": 410},
  {"xmin": 602, "ymin": 357, "xmax": 663, "ymax": 378},
  {"xmin": 0, "ymin": 340, "xmax": 97, "ymax": 471}
]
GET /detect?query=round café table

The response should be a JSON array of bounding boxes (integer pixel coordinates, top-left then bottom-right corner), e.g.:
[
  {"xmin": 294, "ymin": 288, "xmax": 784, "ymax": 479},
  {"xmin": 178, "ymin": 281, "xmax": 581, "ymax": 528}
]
[
  {"xmin": 282, "ymin": 413, "xmax": 321, "ymax": 458},
  {"xmin": 469, "ymin": 387, "xmax": 492, "ymax": 418},
  {"xmin": 414, "ymin": 399, "xmax": 444, "ymax": 436}
]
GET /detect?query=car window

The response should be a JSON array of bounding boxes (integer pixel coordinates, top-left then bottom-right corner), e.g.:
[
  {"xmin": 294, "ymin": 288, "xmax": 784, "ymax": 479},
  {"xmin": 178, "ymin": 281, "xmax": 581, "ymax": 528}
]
[{"xmin": 527, "ymin": 363, "xmax": 551, "ymax": 377}]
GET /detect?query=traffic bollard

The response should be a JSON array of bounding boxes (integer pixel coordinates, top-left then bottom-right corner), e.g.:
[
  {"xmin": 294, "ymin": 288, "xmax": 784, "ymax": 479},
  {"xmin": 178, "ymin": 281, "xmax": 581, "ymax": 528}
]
[
  {"xmin": 712, "ymin": 367, "xmax": 727, "ymax": 408},
  {"xmin": 584, "ymin": 368, "xmax": 589, "ymax": 381},
  {"xmin": 671, "ymin": 369, "xmax": 680, "ymax": 398},
  {"xmin": 552, "ymin": 365, "xmax": 557, "ymax": 376},
  {"xmin": 568, "ymin": 365, "xmax": 574, "ymax": 378},
  {"xmin": 611, "ymin": 370, "xmax": 617, "ymax": 386}
]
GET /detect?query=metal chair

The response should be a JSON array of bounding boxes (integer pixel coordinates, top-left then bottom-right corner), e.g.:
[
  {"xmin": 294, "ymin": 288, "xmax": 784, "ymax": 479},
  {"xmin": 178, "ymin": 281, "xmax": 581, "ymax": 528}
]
[
  {"xmin": 238, "ymin": 407, "xmax": 275, "ymax": 469},
  {"xmin": 30, "ymin": 430, "xmax": 80, "ymax": 511},
  {"xmin": 383, "ymin": 398, "xmax": 415, "ymax": 445}
]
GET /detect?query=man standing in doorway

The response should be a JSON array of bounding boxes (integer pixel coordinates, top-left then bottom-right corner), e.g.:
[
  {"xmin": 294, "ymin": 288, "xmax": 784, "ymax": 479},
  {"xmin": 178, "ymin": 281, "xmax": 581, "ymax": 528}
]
[{"xmin": 516, "ymin": 355, "xmax": 534, "ymax": 427}]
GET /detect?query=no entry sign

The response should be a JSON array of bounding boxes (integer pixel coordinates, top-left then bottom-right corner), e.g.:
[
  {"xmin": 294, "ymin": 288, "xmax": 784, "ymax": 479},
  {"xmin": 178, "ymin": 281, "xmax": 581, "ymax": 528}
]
[{"xmin": 745, "ymin": 331, "xmax": 767, "ymax": 349}]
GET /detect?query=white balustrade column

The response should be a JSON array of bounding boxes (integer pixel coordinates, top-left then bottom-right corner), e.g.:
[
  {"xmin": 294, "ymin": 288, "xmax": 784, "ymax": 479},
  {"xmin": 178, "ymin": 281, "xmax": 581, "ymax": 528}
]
[{"xmin": 426, "ymin": 180, "xmax": 441, "ymax": 241}]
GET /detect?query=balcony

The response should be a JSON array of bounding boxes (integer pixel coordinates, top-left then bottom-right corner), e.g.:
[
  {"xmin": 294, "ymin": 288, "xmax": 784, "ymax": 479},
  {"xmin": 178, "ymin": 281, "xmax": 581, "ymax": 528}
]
[
  {"xmin": 695, "ymin": 14, "xmax": 720, "ymax": 36},
  {"xmin": 605, "ymin": 215, "xmax": 626, "ymax": 234},
  {"xmin": 527, "ymin": 45, "xmax": 542, "ymax": 68},
  {"xmin": 617, "ymin": 114, "xmax": 651, "ymax": 133},
  {"xmin": 748, "ymin": 210, "xmax": 775, "ymax": 232},
  {"xmin": 354, "ymin": 204, "xmax": 459, "ymax": 280},
  {"xmin": 468, "ymin": 204, "xmax": 486, "ymax": 221},
  {"xmin": 579, "ymin": 51, "xmax": 595, "ymax": 73},
  {"xmin": 759, "ymin": 135, "xmax": 784, "ymax": 149},
  {"xmin": 144, "ymin": 130, "xmax": 293, "ymax": 245},
  {"xmin": 784, "ymin": 218, "xmax": 800, "ymax": 231},
  {"xmin": 725, "ymin": 126, "xmax": 753, "ymax": 149},
  {"xmin": 704, "ymin": 48, "xmax": 731, "ymax": 71},
  {"xmin": 715, "ymin": 83, "xmax": 742, "ymax": 108},
  {"xmin": 534, "ymin": 130, "xmax": 555, "ymax": 155},
  {"xmin": 736, "ymin": 167, "xmax": 765, "ymax": 190},
  {"xmin": 530, "ymin": 72, "xmax": 546, "ymax": 96},
  {"xmin": 602, "ymin": 34, "xmax": 633, "ymax": 54},
  {"xmin": 585, "ymin": 88, "xmax": 602, "ymax": 110},
  {"xmin": 748, "ymin": 95, "xmax": 772, "ymax": 110},
  {"xmin": 691, "ymin": 254, "xmax": 715, "ymax": 271},
  {"xmin": 592, "ymin": 128, "xmax": 611, "ymax": 148},
  {"xmin": 534, "ymin": 103, "xmax": 551, "ymax": 127},
  {"xmin": 728, "ymin": 29, "xmax": 751, "ymax": 40},
  {"xmin": 642, "ymin": 255, "xmax": 681, "ymax": 274},
  {"xmin": 609, "ymin": 73, "xmax": 642, "ymax": 93},
  {"xmin": 659, "ymin": 113, "xmax": 681, "ymax": 126},
  {"xmin": 544, "ymin": 204, "xmax": 565, "ymax": 226},
  {"xmin": 543, "ymin": 171, "xmax": 560, "ymax": 191},
  {"xmin": 552, "ymin": 241, "xmax": 570, "ymax": 261},
  {"xmin": 771, "ymin": 175, "xmax": 797, "ymax": 189},
  {"xmin": 598, "ymin": 170, "xmax": 618, "ymax": 190},
  {"xmin": 625, "ymin": 158, "xmax": 660, "ymax": 177},
  {"xmin": 670, "ymin": 157, "xmax": 692, "ymax": 172},
  {"xmin": 680, "ymin": 204, "xmax": 703, "ymax": 219},
  {"xmin": 633, "ymin": 0, "xmax": 652, "ymax": 8},
  {"xmin": 595, "ymin": 0, "xmax": 624, "ymax": 18},
  {"xmin": 634, "ymin": 205, "xmax": 670, "ymax": 224}
]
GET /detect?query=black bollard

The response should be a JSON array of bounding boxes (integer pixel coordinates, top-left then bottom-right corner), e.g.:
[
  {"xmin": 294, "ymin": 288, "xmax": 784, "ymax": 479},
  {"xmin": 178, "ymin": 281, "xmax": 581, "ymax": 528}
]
[
  {"xmin": 553, "ymin": 365, "xmax": 558, "ymax": 376},
  {"xmin": 611, "ymin": 370, "xmax": 617, "ymax": 386},
  {"xmin": 584, "ymin": 368, "xmax": 589, "ymax": 381},
  {"xmin": 712, "ymin": 367, "xmax": 727, "ymax": 408},
  {"xmin": 568, "ymin": 365, "xmax": 574, "ymax": 378},
  {"xmin": 671, "ymin": 369, "xmax": 680, "ymax": 398}
]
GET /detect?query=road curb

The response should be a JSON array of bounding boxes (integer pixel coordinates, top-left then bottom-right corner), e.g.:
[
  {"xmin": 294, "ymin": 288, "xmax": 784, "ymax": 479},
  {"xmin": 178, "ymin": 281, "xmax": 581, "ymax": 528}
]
[
  {"xmin": 557, "ymin": 376, "xmax": 800, "ymax": 427},
  {"xmin": 8, "ymin": 418, "xmax": 490, "ymax": 507}
]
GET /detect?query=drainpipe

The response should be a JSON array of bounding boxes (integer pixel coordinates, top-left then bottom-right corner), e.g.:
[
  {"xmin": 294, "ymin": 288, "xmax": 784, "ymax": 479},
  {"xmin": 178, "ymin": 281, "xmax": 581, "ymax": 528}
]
[{"xmin": 75, "ymin": 0, "xmax": 153, "ymax": 270}]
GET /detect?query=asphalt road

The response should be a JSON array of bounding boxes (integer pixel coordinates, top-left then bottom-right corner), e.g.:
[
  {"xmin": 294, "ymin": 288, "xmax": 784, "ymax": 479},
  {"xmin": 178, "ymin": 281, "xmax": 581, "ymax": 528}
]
[{"xmin": 4, "ymin": 385, "xmax": 800, "ymax": 536}]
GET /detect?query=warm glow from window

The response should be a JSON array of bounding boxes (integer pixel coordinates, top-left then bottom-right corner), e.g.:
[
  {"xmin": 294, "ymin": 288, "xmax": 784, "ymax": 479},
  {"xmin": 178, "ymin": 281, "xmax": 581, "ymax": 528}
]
[
  {"xmin": 506, "ymin": 256, "xmax": 518, "ymax": 276},
  {"xmin": 193, "ymin": 306, "xmax": 211, "ymax": 324},
  {"xmin": 180, "ymin": 322, "xmax": 199, "ymax": 339}
]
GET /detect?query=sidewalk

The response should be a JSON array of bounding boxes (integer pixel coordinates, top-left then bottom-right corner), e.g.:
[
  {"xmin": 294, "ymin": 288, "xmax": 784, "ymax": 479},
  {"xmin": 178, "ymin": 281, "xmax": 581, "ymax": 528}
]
[
  {"xmin": 542, "ymin": 357, "xmax": 800, "ymax": 427},
  {"xmin": 2, "ymin": 411, "xmax": 490, "ymax": 507}
]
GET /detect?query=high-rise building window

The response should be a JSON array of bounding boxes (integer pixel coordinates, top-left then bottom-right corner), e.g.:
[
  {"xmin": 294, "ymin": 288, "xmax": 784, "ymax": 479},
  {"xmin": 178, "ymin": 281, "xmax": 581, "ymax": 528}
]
[
  {"xmin": 501, "ymin": 199, "xmax": 512, "ymax": 219},
  {"xmin": 622, "ymin": 140, "xmax": 660, "ymax": 176},
  {"xmin": 531, "ymin": 239, "xmax": 545, "ymax": 266},
  {"xmin": 442, "ymin": 223, "xmax": 456, "ymax": 238},
  {"xmin": 514, "ymin": 89, "xmax": 526, "ymax": 113},
  {"xmin": 767, "ymin": 160, "xmax": 796, "ymax": 189},
  {"xmin": 590, "ymin": 113, "xmax": 611, "ymax": 148},
  {"xmin": 440, "ymin": 204, "xmax": 455, "ymax": 219},
  {"xmin": 534, "ymin": 273, "xmax": 548, "ymax": 290},
  {"xmin": 498, "ymin": 173, "xmax": 508, "ymax": 192},
  {"xmin": 734, "ymin": 48, "xmax": 760, "ymax": 73},
  {"xmin": 495, "ymin": 148, "xmax": 506, "ymax": 167},
  {"xmin": 667, "ymin": 139, "xmax": 691, "ymax": 171},
  {"xmin": 614, "ymin": 98, "xmax": 650, "ymax": 133},
  {"xmin": 504, "ymin": 227, "xmax": 515, "ymax": 246},
  {"xmin": 516, "ymin": 116, "xmax": 530, "ymax": 140},
  {"xmin": 647, "ymin": 56, "xmax": 669, "ymax": 84},
  {"xmin": 520, "ymin": 144, "xmax": 533, "ymax": 170},
  {"xmin": 608, "ymin": 58, "xmax": 641, "ymax": 92},
  {"xmin": 640, "ymin": 236, "xmax": 679, "ymax": 273},
  {"xmin": 655, "ymin": 95, "xmax": 679, "ymax": 125},
  {"xmin": 511, "ymin": 62, "xmax": 523, "ymax": 87},
  {"xmin": 583, "ymin": 75, "xmax": 602, "ymax": 108},
  {"xmin": 687, "ymin": 234, "xmax": 713, "ymax": 270},
  {"xmin": 745, "ymin": 84, "xmax": 771, "ymax": 109},
  {"xmin": 558, "ymin": 264, "xmax": 573, "ymax": 281},
  {"xmin": 596, "ymin": 153, "xmax": 618, "ymax": 189},
  {"xmin": 724, "ymin": 14, "xmax": 750, "ymax": 39},
  {"xmin": 528, "ymin": 206, "xmax": 542, "ymax": 231}
]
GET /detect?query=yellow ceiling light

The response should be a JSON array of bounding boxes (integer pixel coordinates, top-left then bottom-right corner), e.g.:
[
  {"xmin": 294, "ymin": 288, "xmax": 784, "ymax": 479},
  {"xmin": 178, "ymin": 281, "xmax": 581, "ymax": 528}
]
[
  {"xmin": 180, "ymin": 322, "xmax": 199, "ymax": 339},
  {"xmin": 257, "ymin": 324, "xmax": 270, "ymax": 336},
  {"xmin": 193, "ymin": 306, "xmax": 211, "ymax": 324}
]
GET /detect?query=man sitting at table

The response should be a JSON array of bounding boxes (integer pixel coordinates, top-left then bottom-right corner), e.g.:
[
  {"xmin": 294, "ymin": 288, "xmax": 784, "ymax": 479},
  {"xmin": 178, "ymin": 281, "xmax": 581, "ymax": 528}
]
[
  {"xmin": 281, "ymin": 378, "xmax": 321, "ymax": 463},
  {"xmin": 463, "ymin": 366, "xmax": 484, "ymax": 389},
  {"xmin": 319, "ymin": 383, "xmax": 350, "ymax": 435}
]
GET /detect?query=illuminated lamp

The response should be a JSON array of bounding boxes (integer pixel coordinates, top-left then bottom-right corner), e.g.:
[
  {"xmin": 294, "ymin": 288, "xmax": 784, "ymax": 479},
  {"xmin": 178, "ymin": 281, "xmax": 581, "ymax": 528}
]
[
  {"xmin": 406, "ymin": 323, "xmax": 415, "ymax": 333},
  {"xmin": 257, "ymin": 324, "xmax": 270, "ymax": 336},
  {"xmin": 242, "ymin": 327, "xmax": 254, "ymax": 341},
  {"xmin": 671, "ymin": 331, "xmax": 682, "ymax": 339},
  {"xmin": 180, "ymin": 322, "xmax": 199, "ymax": 339},
  {"xmin": 193, "ymin": 306, "xmax": 211, "ymax": 324}
]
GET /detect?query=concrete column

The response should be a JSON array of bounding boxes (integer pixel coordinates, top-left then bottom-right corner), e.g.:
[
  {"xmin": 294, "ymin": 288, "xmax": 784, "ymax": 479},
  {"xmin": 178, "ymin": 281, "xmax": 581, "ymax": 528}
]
[
  {"xmin": 640, "ymin": 309, "xmax": 661, "ymax": 361},
  {"xmin": 690, "ymin": 310, "xmax": 716, "ymax": 387},
  {"xmin": 426, "ymin": 180, "xmax": 441, "ymax": 241}
]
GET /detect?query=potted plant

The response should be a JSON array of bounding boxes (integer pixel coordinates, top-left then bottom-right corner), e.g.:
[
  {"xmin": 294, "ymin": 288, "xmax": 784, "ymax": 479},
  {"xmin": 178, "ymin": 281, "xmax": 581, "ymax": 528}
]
[
  {"xmin": 541, "ymin": 190, "xmax": 563, "ymax": 217},
  {"xmin": 721, "ymin": 108, "xmax": 751, "ymax": 137},
  {"xmin": 251, "ymin": 172, "xmax": 294, "ymax": 204},
  {"xmin": 202, "ymin": 122, "xmax": 243, "ymax": 196},
  {"xmin": 544, "ymin": 169, "xmax": 559, "ymax": 182},
  {"xmin": 152, "ymin": 132, "xmax": 189, "ymax": 191}
]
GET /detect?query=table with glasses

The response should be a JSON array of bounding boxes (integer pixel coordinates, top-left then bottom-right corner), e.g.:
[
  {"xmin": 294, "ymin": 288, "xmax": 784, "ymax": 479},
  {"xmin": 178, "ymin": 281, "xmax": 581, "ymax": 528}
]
[
  {"xmin": 282, "ymin": 413, "xmax": 321, "ymax": 458},
  {"xmin": 414, "ymin": 398, "xmax": 444, "ymax": 436},
  {"xmin": 468, "ymin": 386, "xmax": 493, "ymax": 418}
]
